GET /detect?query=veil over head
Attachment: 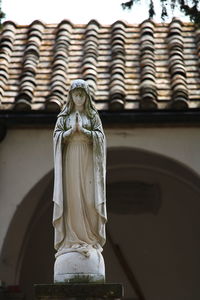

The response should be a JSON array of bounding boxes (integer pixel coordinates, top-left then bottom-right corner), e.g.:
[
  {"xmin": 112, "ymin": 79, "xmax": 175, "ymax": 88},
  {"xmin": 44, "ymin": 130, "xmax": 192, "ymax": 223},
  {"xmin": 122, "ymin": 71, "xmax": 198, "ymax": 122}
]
[{"xmin": 58, "ymin": 79, "xmax": 97, "ymax": 118}]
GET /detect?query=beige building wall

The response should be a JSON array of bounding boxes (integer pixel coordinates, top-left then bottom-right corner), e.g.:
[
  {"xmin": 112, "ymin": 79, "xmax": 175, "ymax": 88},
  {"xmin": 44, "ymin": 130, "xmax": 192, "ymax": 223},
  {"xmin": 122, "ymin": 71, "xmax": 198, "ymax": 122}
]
[{"xmin": 0, "ymin": 126, "xmax": 200, "ymax": 299}]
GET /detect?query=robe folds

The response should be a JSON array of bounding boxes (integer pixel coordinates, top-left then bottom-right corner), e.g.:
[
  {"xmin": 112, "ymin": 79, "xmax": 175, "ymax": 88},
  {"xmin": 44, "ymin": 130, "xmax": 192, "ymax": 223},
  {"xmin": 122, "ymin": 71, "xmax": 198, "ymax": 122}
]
[{"xmin": 53, "ymin": 111, "xmax": 107, "ymax": 254}]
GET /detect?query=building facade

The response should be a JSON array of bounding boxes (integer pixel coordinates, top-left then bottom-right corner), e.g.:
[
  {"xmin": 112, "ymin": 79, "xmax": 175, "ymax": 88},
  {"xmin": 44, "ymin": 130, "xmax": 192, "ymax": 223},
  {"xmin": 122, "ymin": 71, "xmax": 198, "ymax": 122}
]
[{"xmin": 0, "ymin": 18, "xmax": 200, "ymax": 300}]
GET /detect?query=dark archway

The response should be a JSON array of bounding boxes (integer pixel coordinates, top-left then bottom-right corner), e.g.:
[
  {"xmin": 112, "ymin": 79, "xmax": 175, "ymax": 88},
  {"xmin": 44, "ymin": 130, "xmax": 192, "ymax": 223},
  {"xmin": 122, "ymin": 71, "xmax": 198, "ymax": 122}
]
[
  {"xmin": 0, "ymin": 170, "xmax": 54, "ymax": 285},
  {"xmin": 1, "ymin": 147, "xmax": 200, "ymax": 300},
  {"xmin": 105, "ymin": 148, "xmax": 200, "ymax": 300}
]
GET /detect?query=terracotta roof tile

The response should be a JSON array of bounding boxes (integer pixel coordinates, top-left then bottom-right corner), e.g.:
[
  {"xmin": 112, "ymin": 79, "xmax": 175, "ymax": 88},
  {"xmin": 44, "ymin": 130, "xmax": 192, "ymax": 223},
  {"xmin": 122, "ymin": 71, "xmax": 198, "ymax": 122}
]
[{"xmin": 0, "ymin": 18, "xmax": 200, "ymax": 112}]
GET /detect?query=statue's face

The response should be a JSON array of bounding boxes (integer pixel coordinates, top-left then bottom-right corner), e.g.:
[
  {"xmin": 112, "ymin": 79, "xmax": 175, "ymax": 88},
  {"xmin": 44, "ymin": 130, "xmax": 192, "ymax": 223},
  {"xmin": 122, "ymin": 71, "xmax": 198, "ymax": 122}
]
[{"xmin": 72, "ymin": 88, "xmax": 86, "ymax": 107}]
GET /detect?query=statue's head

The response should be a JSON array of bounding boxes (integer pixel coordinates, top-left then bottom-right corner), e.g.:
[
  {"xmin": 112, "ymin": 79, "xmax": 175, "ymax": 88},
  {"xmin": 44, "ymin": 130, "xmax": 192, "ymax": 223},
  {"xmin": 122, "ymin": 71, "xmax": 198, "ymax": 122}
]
[
  {"xmin": 59, "ymin": 79, "xmax": 97, "ymax": 118},
  {"xmin": 69, "ymin": 79, "xmax": 90, "ymax": 95},
  {"xmin": 69, "ymin": 80, "xmax": 88, "ymax": 109}
]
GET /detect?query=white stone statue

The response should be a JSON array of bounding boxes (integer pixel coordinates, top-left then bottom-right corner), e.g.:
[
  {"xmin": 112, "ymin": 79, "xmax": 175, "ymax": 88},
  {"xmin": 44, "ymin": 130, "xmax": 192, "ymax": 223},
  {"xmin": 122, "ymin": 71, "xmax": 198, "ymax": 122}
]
[{"xmin": 53, "ymin": 79, "xmax": 107, "ymax": 283}]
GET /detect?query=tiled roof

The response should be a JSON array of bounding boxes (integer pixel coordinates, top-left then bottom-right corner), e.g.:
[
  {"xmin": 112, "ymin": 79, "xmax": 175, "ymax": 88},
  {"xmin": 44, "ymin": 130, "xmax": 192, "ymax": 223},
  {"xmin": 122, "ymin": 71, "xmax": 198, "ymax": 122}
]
[{"xmin": 0, "ymin": 18, "xmax": 200, "ymax": 112}]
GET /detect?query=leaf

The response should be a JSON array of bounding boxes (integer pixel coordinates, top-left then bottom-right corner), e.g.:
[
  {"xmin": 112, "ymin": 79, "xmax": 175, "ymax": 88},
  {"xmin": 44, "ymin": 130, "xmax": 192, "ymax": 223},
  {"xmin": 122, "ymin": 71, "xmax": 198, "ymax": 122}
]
[{"xmin": 149, "ymin": 0, "xmax": 155, "ymax": 18}]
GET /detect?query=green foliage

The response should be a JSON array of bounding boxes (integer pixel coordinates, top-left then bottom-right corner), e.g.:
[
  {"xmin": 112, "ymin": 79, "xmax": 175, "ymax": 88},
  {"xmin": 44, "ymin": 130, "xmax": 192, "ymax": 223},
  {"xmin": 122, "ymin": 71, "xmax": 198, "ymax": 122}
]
[
  {"xmin": 0, "ymin": 0, "xmax": 5, "ymax": 28},
  {"xmin": 149, "ymin": 0, "xmax": 155, "ymax": 18},
  {"xmin": 121, "ymin": 0, "xmax": 200, "ymax": 25},
  {"xmin": 179, "ymin": 0, "xmax": 200, "ymax": 25}
]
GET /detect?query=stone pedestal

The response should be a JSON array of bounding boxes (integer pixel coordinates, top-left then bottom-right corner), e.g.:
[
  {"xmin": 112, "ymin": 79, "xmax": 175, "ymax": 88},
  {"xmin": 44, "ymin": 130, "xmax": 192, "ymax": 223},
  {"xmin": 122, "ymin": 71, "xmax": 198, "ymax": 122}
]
[
  {"xmin": 54, "ymin": 249, "xmax": 105, "ymax": 283},
  {"xmin": 34, "ymin": 283, "xmax": 124, "ymax": 300}
]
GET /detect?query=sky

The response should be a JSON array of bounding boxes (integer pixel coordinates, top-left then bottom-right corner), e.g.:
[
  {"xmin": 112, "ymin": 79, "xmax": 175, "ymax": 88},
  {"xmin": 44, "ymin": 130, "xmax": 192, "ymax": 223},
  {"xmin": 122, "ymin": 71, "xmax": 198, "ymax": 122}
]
[{"xmin": 2, "ymin": 0, "xmax": 189, "ymax": 25}]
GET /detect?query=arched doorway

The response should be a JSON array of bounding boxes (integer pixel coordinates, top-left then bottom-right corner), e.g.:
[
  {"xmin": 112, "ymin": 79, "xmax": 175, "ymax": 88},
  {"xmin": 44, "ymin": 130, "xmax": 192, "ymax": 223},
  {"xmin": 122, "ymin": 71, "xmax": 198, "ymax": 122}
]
[
  {"xmin": 1, "ymin": 147, "xmax": 200, "ymax": 300},
  {"xmin": 105, "ymin": 148, "xmax": 200, "ymax": 300}
]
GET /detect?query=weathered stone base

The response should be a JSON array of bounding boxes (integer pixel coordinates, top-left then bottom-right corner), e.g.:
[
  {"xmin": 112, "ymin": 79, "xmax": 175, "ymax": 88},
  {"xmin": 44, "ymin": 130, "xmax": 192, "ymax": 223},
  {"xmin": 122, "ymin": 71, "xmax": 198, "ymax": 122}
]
[
  {"xmin": 54, "ymin": 249, "xmax": 105, "ymax": 283},
  {"xmin": 34, "ymin": 283, "xmax": 124, "ymax": 300},
  {"xmin": 54, "ymin": 273, "xmax": 105, "ymax": 284}
]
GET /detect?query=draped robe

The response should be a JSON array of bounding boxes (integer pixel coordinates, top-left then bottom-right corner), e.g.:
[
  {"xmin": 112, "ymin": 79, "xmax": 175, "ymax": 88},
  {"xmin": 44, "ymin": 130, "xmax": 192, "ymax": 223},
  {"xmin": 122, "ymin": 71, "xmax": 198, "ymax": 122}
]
[{"xmin": 53, "ymin": 111, "xmax": 107, "ymax": 256}]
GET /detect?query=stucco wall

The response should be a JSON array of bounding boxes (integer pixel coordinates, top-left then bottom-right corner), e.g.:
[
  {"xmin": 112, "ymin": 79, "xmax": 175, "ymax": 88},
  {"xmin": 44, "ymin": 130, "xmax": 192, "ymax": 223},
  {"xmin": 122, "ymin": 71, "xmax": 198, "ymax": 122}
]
[{"xmin": 0, "ymin": 126, "xmax": 200, "ymax": 254}]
